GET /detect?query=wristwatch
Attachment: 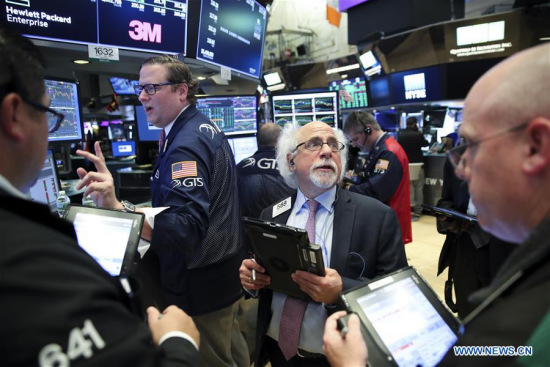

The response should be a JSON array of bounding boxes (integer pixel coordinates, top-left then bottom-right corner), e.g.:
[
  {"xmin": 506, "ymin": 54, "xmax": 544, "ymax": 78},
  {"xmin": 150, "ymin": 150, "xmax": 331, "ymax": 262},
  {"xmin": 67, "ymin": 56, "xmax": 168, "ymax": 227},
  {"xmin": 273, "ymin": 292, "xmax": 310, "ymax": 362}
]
[{"xmin": 121, "ymin": 200, "xmax": 136, "ymax": 213}]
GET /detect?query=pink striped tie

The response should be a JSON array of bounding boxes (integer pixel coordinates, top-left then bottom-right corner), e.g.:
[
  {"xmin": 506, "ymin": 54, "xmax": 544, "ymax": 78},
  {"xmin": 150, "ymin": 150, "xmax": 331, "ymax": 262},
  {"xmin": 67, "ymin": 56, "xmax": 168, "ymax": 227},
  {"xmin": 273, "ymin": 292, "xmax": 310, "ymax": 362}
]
[
  {"xmin": 278, "ymin": 199, "xmax": 319, "ymax": 360},
  {"xmin": 158, "ymin": 129, "xmax": 166, "ymax": 154}
]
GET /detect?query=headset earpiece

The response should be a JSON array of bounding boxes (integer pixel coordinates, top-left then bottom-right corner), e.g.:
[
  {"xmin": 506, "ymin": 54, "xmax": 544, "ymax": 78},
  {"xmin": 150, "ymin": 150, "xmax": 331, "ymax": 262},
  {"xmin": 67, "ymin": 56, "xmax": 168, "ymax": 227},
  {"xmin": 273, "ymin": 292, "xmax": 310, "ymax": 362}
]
[
  {"xmin": 364, "ymin": 126, "xmax": 372, "ymax": 135},
  {"xmin": 290, "ymin": 160, "xmax": 295, "ymax": 166}
]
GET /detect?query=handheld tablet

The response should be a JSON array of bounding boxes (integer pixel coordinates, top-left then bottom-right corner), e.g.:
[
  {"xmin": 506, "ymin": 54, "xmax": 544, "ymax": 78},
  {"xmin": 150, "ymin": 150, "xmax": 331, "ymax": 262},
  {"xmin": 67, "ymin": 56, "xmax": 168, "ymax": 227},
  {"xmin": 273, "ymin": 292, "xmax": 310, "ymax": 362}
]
[
  {"xmin": 243, "ymin": 216, "xmax": 325, "ymax": 301},
  {"xmin": 64, "ymin": 205, "xmax": 144, "ymax": 276},
  {"xmin": 422, "ymin": 204, "xmax": 478, "ymax": 223},
  {"xmin": 340, "ymin": 267, "xmax": 463, "ymax": 367}
]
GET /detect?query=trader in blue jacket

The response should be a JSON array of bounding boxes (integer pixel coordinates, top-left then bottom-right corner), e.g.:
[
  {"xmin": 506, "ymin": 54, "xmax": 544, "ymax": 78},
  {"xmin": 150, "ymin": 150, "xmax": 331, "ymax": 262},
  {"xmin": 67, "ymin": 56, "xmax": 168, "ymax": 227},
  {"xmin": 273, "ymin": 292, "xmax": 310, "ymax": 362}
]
[{"xmin": 77, "ymin": 55, "xmax": 249, "ymax": 367}]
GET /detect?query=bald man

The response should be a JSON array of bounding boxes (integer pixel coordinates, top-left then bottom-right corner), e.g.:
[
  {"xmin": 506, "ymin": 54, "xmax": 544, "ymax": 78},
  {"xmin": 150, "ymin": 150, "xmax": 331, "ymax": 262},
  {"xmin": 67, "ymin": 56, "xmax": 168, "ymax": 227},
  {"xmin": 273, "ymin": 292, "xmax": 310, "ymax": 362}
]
[{"xmin": 323, "ymin": 43, "xmax": 550, "ymax": 366}]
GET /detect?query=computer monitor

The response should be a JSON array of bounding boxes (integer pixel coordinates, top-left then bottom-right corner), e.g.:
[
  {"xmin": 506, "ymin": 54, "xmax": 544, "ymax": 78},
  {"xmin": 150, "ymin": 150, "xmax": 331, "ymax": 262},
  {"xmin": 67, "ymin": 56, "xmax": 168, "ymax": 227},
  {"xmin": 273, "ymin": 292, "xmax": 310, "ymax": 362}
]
[
  {"xmin": 195, "ymin": 0, "xmax": 267, "ymax": 78},
  {"xmin": 111, "ymin": 141, "xmax": 136, "ymax": 158},
  {"xmin": 108, "ymin": 121, "xmax": 126, "ymax": 141},
  {"xmin": 27, "ymin": 149, "xmax": 61, "ymax": 212},
  {"xmin": 196, "ymin": 95, "xmax": 258, "ymax": 136},
  {"xmin": 423, "ymin": 109, "xmax": 448, "ymax": 128},
  {"xmin": 109, "ymin": 77, "xmax": 139, "ymax": 96},
  {"xmin": 328, "ymin": 76, "xmax": 369, "ymax": 110},
  {"xmin": 368, "ymin": 76, "xmax": 392, "ymax": 107},
  {"xmin": 227, "ymin": 135, "xmax": 258, "ymax": 164},
  {"xmin": 271, "ymin": 90, "xmax": 339, "ymax": 128},
  {"xmin": 375, "ymin": 111, "xmax": 401, "ymax": 131},
  {"xmin": 134, "ymin": 105, "xmax": 162, "ymax": 142},
  {"xmin": 46, "ymin": 78, "xmax": 84, "ymax": 143}
]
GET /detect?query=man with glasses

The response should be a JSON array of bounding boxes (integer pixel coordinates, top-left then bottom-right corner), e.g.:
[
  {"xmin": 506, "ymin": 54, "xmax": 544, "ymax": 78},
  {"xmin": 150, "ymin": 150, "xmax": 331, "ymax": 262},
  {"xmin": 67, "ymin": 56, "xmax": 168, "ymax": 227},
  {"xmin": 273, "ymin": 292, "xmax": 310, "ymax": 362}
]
[
  {"xmin": 323, "ymin": 43, "xmax": 550, "ymax": 366},
  {"xmin": 76, "ymin": 55, "xmax": 248, "ymax": 367},
  {"xmin": 239, "ymin": 121, "xmax": 407, "ymax": 366},
  {"xmin": 342, "ymin": 111, "xmax": 412, "ymax": 245},
  {"xmin": 0, "ymin": 26, "xmax": 201, "ymax": 366}
]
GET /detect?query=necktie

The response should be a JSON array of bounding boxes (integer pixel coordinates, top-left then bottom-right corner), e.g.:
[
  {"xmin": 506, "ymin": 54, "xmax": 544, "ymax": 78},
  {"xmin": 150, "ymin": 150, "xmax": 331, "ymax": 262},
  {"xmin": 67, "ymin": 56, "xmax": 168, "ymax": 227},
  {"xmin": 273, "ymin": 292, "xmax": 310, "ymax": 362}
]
[
  {"xmin": 158, "ymin": 129, "xmax": 166, "ymax": 154},
  {"xmin": 279, "ymin": 199, "xmax": 319, "ymax": 360}
]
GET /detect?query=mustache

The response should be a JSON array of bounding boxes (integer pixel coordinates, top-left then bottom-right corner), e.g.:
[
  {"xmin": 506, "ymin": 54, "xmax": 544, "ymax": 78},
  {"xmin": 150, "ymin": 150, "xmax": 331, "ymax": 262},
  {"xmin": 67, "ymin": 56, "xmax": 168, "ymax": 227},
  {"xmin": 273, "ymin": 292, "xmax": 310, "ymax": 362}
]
[{"xmin": 311, "ymin": 159, "xmax": 337, "ymax": 171}]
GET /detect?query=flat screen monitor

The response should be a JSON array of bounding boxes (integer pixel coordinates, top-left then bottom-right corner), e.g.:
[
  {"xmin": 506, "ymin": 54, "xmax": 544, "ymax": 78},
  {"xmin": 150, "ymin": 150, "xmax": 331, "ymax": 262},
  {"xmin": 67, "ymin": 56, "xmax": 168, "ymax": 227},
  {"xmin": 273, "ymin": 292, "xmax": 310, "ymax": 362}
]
[
  {"xmin": 135, "ymin": 105, "xmax": 162, "ymax": 142},
  {"xmin": 196, "ymin": 95, "xmax": 258, "ymax": 136},
  {"xmin": 227, "ymin": 135, "xmax": 258, "ymax": 164},
  {"xmin": 109, "ymin": 77, "xmax": 139, "ymax": 96},
  {"xmin": 27, "ymin": 149, "xmax": 61, "ymax": 212},
  {"xmin": 328, "ymin": 76, "xmax": 369, "ymax": 110},
  {"xmin": 46, "ymin": 78, "xmax": 83, "ymax": 143},
  {"xmin": 390, "ymin": 65, "xmax": 442, "ymax": 104},
  {"xmin": 368, "ymin": 76, "xmax": 392, "ymax": 107},
  {"xmin": 196, "ymin": 0, "xmax": 267, "ymax": 78},
  {"xmin": 263, "ymin": 71, "xmax": 283, "ymax": 86},
  {"xmin": 375, "ymin": 112, "xmax": 400, "ymax": 131},
  {"xmin": 272, "ymin": 91, "xmax": 339, "ymax": 128},
  {"xmin": 423, "ymin": 109, "xmax": 448, "ymax": 128},
  {"xmin": 108, "ymin": 121, "xmax": 126, "ymax": 141},
  {"xmin": 112, "ymin": 141, "xmax": 136, "ymax": 158},
  {"xmin": 358, "ymin": 50, "xmax": 382, "ymax": 77},
  {"xmin": 0, "ymin": 0, "xmax": 189, "ymax": 54}
]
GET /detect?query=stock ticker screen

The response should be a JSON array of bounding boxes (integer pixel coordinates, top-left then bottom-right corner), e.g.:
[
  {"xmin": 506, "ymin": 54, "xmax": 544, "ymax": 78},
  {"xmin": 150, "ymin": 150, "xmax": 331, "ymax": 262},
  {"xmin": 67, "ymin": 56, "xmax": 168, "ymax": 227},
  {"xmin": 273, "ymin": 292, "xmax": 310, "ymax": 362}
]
[
  {"xmin": 46, "ymin": 79, "xmax": 83, "ymax": 142},
  {"xmin": 196, "ymin": 95, "xmax": 258, "ymax": 136},
  {"xmin": 1, "ymin": 0, "xmax": 189, "ymax": 54},
  {"xmin": 272, "ymin": 91, "xmax": 339, "ymax": 128}
]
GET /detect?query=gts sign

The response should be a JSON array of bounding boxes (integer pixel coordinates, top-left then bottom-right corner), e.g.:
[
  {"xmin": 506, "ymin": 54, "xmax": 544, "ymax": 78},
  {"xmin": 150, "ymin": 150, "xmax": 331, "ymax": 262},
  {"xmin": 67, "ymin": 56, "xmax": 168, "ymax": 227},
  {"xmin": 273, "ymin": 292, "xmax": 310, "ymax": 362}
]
[{"xmin": 129, "ymin": 20, "xmax": 162, "ymax": 43}]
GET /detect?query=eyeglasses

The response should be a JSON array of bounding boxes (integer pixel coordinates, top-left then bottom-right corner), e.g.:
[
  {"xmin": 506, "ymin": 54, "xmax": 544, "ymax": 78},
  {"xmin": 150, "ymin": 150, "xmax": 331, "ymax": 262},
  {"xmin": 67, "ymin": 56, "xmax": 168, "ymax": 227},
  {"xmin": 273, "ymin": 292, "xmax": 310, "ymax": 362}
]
[
  {"xmin": 23, "ymin": 98, "xmax": 64, "ymax": 133},
  {"xmin": 293, "ymin": 137, "xmax": 345, "ymax": 153},
  {"xmin": 447, "ymin": 121, "xmax": 530, "ymax": 168},
  {"xmin": 134, "ymin": 82, "xmax": 180, "ymax": 96}
]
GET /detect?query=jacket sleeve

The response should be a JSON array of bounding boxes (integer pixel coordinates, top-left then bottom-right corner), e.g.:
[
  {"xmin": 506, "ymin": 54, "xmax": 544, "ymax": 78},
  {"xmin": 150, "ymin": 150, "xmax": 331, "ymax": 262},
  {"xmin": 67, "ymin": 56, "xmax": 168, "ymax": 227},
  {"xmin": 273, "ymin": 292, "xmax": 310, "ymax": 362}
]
[{"xmin": 349, "ymin": 149, "xmax": 404, "ymax": 203}]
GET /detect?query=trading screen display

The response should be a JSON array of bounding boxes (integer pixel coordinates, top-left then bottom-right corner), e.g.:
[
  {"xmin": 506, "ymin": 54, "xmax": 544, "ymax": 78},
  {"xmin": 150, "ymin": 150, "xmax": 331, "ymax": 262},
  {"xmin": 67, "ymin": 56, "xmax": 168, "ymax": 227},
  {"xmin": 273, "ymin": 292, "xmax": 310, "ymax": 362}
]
[
  {"xmin": 196, "ymin": 95, "xmax": 257, "ymax": 136},
  {"xmin": 196, "ymin": 0, "xmax": 267, "ymax": 78},
  {"xmin": 272, "ymin": 91, "xmax": 339, "ymax": 128},
  {"xmin": 328, "ymin": 77, "xmax": 369, "ymax": 110},
  {"xmin": 135, "ymin": 105, "xmax": 162, "ymax": 142},
  {"xmin": 227, "ymin": 135, "xmax": 258, "ymax": 164},
  {"xmin": 109, "ymin": 77, "xmax": 139, "ymax": 96},
  {"xmin": 27, "ymin": 149, "xmax": 60, "ymax": 212},
  {"xmin": 46, "ymin": 79, "xmax": 83, "ymax": 142},
  {"xmin": 1, "ymin": 0, "xmax": 189, "ymax": 54}
]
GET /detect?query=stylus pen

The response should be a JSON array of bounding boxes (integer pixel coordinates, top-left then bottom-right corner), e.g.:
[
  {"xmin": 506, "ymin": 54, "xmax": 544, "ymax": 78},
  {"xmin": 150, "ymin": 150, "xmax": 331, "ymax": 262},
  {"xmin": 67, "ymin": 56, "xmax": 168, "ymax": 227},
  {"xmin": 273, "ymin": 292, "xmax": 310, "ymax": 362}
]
[{"xmin": 251, "ymin": 258, "xmax": 257, "ymax": 281}]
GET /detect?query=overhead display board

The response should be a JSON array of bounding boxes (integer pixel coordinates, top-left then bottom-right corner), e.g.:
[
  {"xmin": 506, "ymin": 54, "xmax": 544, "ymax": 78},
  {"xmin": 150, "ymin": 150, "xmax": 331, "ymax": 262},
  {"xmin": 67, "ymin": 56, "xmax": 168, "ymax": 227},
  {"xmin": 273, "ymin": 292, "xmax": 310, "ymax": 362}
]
[
  {"xmin": 196, "ymin": 0, "xmax": 267, "ymax": 78},
  {"xmin": 1, "ymin": 0, "xmax": 189, "ymax": 54}
]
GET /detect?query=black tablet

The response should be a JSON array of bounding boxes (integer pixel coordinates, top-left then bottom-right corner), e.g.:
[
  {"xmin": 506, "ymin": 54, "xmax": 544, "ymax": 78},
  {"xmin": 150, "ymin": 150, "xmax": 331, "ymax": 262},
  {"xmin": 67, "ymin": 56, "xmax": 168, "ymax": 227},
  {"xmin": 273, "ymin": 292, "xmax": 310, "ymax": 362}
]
[
  {"xmin": 64, "ymin": 205, "xmax": 144, "ymax": 276},
  {"xmin": 422, "ymin": 204, "xmax": 478, "ymax": 223},
  {"xmin": 340, "ymin": 266, "xmax": 463, "ymax": 367},
  {"xmin": 243, "ymin": 216, "xmax": 325, "ymax": 301}
]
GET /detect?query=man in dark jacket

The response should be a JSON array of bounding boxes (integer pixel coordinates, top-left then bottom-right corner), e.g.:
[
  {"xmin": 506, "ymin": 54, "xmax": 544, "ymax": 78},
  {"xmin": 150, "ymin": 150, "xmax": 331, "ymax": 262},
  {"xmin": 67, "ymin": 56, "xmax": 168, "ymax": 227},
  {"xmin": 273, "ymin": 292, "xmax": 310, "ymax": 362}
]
[
  {"xmin": 237, "ymin": 122, "xmax": 294, "ymax": 218},
  {"xmin": 0, "ymin": 25, "xmax": 200, "ymax": 367},
  {"xmin": 398, "ymin": 116, "xmax": 429, "ymax": 219},
  {"xmin": 76, "ymin": 55, "xmax": 248, "ymax": 367}
]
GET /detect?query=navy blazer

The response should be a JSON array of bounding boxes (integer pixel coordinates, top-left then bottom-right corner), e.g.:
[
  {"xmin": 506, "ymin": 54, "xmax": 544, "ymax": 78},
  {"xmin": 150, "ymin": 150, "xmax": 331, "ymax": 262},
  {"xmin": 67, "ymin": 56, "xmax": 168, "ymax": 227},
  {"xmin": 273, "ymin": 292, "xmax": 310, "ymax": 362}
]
[{"xmin": 253, "ymin": 187, "xmax": 407, "ymax": 366}]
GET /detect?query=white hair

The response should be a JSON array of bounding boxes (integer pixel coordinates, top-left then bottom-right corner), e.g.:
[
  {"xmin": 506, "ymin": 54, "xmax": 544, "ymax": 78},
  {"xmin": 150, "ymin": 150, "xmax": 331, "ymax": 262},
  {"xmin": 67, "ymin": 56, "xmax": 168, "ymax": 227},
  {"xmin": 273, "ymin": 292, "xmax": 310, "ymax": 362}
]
[{"xmin": 276, "ymin": 122, "xmax": 348, "ymax": 189}]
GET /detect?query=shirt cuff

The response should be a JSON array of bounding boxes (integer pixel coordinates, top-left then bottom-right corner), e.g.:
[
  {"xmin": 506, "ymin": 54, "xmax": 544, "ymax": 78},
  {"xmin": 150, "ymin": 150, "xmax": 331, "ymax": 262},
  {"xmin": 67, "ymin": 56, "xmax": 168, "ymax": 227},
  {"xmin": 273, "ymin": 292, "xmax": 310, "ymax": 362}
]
[
  {"xmin": 158, "ymin": 331, "xmax": 199, "ymax": 351},
  {"xmin": 140, "ymin": 206, "xmax": 169, "ymax": 230}
]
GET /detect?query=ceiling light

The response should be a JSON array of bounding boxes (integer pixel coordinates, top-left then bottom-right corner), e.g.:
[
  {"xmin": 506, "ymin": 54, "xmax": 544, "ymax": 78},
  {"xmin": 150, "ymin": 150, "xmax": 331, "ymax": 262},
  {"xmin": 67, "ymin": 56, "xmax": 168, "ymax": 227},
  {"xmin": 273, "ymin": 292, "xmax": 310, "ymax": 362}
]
[
  {"xmin": 325, "ymin": 63, "xmax": 360, "ymax": 75},
  {"xmin": 73, "ymin": 59, "xmax": 90, "ymax": 65},
  {"xmin": 197, "ymin": 76, "xmax": 206, "ymax": 80}
]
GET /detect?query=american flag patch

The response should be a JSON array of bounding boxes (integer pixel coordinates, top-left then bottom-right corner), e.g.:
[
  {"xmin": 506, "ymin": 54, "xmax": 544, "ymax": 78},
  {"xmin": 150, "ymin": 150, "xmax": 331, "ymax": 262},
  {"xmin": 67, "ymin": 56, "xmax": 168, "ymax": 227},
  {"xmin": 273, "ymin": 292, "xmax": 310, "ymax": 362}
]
[
  {"xmin": 375, "ymin": 159, "xmax": 389, "ymax": 170},
  {"xmin": 172, "ymin": 161, "xmax": 197, "ymax": 179}
]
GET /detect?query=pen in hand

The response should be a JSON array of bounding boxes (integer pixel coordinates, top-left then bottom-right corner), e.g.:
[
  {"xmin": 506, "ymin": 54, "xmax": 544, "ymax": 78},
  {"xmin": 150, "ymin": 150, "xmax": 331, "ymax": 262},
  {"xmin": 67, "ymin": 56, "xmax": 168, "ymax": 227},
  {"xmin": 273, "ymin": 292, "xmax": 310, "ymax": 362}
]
[{"xmin": 251, "ymin": 257, "xmax": 257, "ymax": 281}]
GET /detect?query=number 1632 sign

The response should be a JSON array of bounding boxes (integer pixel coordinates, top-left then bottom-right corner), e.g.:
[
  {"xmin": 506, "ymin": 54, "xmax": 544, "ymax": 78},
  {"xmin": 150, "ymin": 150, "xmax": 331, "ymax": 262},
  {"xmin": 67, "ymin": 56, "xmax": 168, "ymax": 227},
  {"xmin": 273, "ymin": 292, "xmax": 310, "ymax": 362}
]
[{"xmin": 88, "ymin": 45, "xmax": 120, "ymax": 63}]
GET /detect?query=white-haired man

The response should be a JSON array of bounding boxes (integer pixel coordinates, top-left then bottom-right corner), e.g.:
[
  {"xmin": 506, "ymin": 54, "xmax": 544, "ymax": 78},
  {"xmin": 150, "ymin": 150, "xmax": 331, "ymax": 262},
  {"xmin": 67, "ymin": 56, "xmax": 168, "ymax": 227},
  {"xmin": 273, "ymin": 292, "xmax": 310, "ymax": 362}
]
[{"xmin": 239, "ymin": 121, "xmax": 407, "ymax": 367}]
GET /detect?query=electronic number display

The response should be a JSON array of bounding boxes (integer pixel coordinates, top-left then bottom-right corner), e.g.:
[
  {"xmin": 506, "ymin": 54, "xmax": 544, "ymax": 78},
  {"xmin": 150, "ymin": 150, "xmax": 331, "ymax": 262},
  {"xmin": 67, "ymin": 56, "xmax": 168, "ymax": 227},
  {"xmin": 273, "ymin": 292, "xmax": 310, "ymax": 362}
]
[
  {"xmin": 1, "ymin": 0, "xmax": 189, "ymax": 54},
  {"xmin": 196, "ymin": 0, "xmax": 267, "ymax": 78},
  {"xmin": 272, "ymin": 91, "xmax": 339, "ymax": 129},
  {"xmin": 196, "ymin": 95, "xmax": 258, "ymax": 136}
]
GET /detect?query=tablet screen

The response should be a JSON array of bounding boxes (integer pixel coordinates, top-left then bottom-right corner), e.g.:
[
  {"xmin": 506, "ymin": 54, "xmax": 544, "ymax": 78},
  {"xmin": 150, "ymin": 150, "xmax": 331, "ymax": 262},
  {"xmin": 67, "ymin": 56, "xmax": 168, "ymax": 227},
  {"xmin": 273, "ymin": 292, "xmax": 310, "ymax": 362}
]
[{"xmin": 357, "ymin": 277, "xmax": 458, "ymax": 366}]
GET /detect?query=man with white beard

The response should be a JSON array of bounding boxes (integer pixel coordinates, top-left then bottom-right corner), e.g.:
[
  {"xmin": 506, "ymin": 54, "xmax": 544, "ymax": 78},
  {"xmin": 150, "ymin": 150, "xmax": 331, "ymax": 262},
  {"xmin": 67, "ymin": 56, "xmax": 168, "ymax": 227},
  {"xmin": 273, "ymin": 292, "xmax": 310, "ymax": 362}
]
[{"xmin": 239, "ymin": 121, "xmax": 407, "ymax": 367}]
